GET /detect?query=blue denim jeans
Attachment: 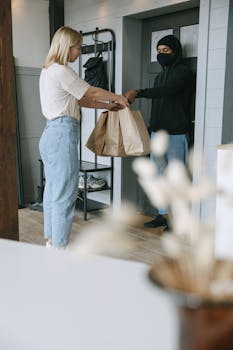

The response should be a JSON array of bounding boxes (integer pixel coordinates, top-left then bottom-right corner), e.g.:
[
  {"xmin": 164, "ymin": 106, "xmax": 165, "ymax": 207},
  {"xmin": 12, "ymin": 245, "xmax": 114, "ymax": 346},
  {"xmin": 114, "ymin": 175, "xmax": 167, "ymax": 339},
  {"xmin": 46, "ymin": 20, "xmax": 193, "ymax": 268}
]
[
  {"xmin": 39, "ymin": 116, "xmax": 79, "ymax": 247},
  {"xmin": 151, "ymin": 132, "xmax": 188, "ymax": 216}
]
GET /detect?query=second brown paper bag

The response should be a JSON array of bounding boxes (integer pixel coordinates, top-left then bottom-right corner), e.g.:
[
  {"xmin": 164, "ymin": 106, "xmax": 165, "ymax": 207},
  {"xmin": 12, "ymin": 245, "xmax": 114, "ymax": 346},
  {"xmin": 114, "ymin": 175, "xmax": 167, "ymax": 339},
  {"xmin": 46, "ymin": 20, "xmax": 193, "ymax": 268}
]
[{"xmin": 116, "ymin": 108, "xmax": 150, "ymax": 156}]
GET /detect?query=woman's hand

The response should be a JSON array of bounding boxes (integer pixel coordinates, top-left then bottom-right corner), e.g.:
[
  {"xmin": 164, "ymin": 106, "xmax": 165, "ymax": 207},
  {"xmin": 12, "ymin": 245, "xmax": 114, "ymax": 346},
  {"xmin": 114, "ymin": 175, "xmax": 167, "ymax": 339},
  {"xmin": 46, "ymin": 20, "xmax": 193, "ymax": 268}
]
[
  {"xmin": 108, "ymin": 102, "xmax": 124, "ymax": 111},
  {"xmin": 114, "ymin": 95, "xmax": 129, "ymax": 108},
  {"xmin": 124, "ymin": 90, "xmax": 137, "ymax": 104}
]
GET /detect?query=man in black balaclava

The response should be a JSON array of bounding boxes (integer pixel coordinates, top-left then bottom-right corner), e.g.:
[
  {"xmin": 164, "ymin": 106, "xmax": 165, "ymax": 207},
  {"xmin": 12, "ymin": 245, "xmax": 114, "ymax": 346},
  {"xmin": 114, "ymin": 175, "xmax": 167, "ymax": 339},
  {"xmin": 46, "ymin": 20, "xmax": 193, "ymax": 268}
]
[{"xmin": 125, "ymin": 34, "xmax": 194, "ymax": 230}]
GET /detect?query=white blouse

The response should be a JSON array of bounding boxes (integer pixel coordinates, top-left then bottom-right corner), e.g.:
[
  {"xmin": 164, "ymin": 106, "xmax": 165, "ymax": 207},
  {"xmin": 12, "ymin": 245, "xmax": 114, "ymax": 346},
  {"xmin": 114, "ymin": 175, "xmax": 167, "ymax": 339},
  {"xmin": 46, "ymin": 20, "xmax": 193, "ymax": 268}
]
[{"xmin": 39, "ymin": 63, "xmax": 90, "ymax": 120}]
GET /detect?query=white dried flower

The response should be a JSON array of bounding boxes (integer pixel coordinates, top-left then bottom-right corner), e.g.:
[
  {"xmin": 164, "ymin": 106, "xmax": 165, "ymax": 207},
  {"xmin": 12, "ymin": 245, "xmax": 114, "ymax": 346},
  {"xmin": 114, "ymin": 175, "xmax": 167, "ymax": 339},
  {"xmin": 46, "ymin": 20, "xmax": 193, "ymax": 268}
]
[
  {"xmin": 105, "ymin": 201, "xmax": 137, "ymax": 226},
  {"xmin": 187, "ymin": 148, "xmax": 205, "ymax": 175},
  {"xmin": 166, "ymin": 160, "xmax": 191, "ymax": 187},
  {"xmin": 70, "ymin": 201, "xmax": 137, "ymax": 258},
  {"xmin": 193, "ymin": 230, "xmax": 215, "ymax": 268},
  {"xmin": 162, "ymin": 235, "xmax": 182, "ymax": 258},
  {"xmin": 165, "ymin": 160, "xmax": 191, "ymax": 201},
  {"xmin": 139, "ymin": 177, "xmax": 170, "ymax": 209},
  {"xmin": 150, "ymin": 130, "xmax": 169, "ymax": 156},
  {"xmin": 132, "ymin": 157, "xmax": 157, "ymax": 178},
  {"xmin": 71, "ymin": 221, "xmax": 134, "ymax": 258},
  {"xmin": 170, "ymin": 199, "xmax": 198, "ymax": 237},
  {"xmin": 189, "ymin": 176, "xmax": 216, "ymax": 201}
]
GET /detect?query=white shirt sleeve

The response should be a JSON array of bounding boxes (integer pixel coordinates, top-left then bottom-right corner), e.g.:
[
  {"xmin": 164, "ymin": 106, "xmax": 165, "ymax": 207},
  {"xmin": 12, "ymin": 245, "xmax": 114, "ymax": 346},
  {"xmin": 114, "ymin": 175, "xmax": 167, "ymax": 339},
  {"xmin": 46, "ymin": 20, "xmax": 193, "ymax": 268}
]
[{"xmin": 55, "ymin": 65, "xmax": 90, "ymax": 100}]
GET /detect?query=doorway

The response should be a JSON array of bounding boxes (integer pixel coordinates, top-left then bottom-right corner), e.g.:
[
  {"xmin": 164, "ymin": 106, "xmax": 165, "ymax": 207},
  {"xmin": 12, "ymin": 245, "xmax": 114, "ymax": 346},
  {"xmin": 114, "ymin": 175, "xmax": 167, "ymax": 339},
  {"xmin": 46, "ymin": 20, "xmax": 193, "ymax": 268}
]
[{"xmin": 122, "ymin": 6, "xmax": 199, "ymax": 216}]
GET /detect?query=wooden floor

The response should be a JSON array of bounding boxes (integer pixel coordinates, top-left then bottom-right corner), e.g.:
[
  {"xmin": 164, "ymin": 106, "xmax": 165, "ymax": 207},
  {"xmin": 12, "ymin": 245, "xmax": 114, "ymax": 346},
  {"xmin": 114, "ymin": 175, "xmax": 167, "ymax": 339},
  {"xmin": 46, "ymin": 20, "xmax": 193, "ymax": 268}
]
[{"xmin": 19, "ymin": 207, "xmax": 165, "ymax": 265}]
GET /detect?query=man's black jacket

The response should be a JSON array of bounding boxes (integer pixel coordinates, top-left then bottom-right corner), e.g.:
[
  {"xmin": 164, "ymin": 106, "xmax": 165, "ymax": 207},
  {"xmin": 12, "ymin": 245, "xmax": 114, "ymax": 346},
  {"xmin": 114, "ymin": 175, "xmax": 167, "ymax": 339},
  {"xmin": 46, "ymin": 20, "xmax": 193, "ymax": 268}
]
[{"xmin": 136, "ymin": 41, "xmax": 195, "ymax": 135}]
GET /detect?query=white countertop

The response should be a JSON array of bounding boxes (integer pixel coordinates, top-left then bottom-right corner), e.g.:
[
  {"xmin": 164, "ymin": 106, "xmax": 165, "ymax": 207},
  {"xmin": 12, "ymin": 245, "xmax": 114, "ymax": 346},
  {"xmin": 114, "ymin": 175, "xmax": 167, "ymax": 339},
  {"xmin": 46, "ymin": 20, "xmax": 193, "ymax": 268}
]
[{"xmin": 0, "ymin": 239, "xmax": 178, "ymax": 350}]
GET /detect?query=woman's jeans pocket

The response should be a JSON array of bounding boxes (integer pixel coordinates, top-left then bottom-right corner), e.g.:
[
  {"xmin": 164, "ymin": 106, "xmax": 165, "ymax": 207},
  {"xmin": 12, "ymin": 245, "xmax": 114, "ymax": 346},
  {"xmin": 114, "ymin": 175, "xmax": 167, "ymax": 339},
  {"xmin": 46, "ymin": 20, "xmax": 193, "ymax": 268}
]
[{"xmin": 39, "ymin": 126, "xmax": 63, "ymax": 164}]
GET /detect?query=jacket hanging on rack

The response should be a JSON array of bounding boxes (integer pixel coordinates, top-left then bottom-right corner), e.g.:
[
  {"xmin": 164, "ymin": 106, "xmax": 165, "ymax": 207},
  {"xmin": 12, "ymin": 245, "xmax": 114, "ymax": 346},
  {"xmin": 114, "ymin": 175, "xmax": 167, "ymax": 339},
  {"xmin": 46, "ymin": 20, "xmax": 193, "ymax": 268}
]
[{"xmin": 83, "ymin": 52, "xmax": 109, "ymax": 90}]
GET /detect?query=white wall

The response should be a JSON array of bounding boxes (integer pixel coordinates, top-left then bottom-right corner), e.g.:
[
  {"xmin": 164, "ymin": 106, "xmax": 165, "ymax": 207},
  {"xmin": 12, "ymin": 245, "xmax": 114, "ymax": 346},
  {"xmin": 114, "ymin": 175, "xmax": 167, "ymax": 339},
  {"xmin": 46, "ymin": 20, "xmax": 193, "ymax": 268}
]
[
  {"xmin": 194, "ymin": 0, "xmax": 229, "ymax": 219},
  {"xmin": 12, "ymin": 0, "xmax": 50, "ymax": 68}
]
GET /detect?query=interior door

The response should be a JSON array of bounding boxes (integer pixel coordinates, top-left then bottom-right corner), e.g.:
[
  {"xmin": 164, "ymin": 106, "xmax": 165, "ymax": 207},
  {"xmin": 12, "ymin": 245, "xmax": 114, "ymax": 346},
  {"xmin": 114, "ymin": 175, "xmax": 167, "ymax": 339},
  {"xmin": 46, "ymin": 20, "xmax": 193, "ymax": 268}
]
[{"xmin": 138, "ymin": 7, "xmax": 199, "ymax": 216}]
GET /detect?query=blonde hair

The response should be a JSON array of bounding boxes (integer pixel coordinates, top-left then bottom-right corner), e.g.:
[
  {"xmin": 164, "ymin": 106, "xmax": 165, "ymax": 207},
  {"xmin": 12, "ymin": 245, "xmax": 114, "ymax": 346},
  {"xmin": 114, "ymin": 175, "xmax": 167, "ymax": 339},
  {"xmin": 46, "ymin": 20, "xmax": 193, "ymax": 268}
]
[{"xmin": 43, "ymin": 26, "xmax": 83, "ymax": 68}]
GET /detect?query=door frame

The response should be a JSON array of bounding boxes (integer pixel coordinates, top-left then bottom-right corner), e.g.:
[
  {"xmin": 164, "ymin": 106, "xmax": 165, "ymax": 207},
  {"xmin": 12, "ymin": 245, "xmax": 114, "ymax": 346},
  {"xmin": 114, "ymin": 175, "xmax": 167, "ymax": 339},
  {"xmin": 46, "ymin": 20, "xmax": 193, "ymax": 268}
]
[
  {"xmin": 0, "ymin": 0, "xmax": 19, "ymax": 240},
  {"xmin": 122, "ymin": 0, "xmax": 211, "ymax": 219}
]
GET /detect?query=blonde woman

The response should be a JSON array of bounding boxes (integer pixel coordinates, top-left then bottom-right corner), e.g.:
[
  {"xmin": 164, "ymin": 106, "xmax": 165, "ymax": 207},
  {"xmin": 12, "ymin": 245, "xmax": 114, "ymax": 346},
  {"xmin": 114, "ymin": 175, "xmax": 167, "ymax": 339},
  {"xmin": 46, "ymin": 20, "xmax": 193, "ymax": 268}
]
[{"xmin": 39, "ymin": 26, "xmax": 128, "ymax": 249}]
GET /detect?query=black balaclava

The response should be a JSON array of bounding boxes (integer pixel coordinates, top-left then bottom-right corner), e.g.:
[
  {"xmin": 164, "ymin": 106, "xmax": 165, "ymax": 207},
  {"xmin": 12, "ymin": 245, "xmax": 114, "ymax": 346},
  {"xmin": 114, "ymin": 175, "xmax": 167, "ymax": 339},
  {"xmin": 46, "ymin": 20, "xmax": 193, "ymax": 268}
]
[{"xmin": 156, "ymin": 35, "xmax": 183, "ymax": 67}]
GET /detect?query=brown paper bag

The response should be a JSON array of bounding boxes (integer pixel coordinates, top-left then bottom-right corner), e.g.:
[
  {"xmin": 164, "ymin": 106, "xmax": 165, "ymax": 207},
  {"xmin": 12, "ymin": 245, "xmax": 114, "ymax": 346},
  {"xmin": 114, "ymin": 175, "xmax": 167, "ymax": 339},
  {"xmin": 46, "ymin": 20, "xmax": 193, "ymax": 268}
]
[
  {"xmin": 85, "ymin": 111, "xmax": 108, "ymax": 156},
  {"xmin": 118, "ymin": 108, "xmax": 151, "ymax": 156},
  {"xmin": 86, "ymin": 108, "xmax": 150, "ymax": 157},
  {"xmin": 102, "ymin": 112, "xmax": 126, "ymax": 157}
]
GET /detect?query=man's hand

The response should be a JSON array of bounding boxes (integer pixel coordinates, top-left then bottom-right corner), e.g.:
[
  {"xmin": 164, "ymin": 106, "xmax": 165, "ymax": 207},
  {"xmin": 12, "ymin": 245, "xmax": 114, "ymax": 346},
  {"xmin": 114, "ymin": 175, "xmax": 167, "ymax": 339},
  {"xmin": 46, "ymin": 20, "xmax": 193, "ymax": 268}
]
[{"xmin": 124, "ymin": 90, "xmax": 137, "ymax": 104}]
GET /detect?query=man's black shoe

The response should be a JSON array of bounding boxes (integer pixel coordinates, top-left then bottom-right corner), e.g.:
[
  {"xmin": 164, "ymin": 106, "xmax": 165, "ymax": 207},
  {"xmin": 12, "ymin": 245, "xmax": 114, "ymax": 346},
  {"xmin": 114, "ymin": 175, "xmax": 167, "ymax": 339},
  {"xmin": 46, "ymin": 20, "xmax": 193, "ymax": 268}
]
[{"xmin": 144, "ymin": 214, "xmax": 167, "ymax": 228}]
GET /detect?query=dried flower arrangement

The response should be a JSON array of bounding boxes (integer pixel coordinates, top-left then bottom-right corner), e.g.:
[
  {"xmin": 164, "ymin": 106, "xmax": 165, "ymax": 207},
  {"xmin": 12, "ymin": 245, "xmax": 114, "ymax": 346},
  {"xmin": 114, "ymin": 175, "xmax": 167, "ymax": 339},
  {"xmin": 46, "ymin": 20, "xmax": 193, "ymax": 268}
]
[
  {"xmin": 132, "ymin": 130, "xmax": 233, "ymax": 304},
  {"xmin": 70, "ymin": 132, "xmax": 233, "ymax": 349},
  {"xmin": 71, "ymin": 130, "xmax": 233, "ymax": 305}
]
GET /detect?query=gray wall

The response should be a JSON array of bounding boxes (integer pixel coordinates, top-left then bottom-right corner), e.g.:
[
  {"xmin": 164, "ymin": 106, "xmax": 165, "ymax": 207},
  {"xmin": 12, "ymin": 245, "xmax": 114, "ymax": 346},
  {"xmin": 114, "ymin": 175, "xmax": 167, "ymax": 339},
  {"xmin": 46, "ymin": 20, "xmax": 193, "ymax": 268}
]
[
  {"xmin": 122, "ymin": 17, "xmax": 142, "ymax": 205},
  {"xmin": 16, "ymin": 67, "xmax": 46, "ymax": 204}
]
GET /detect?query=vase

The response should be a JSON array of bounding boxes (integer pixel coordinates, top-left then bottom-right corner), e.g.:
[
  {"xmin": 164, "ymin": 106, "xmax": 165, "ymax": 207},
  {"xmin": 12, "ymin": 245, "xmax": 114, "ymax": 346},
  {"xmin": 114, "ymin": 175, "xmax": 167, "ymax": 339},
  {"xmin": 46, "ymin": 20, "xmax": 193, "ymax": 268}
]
[
  {"xmin": 178, "ymin": 300, "xmax": 233, "ymax": 350},
  {"xmin": 149, "ymin": 257, "xmax": 233, "ymax": 350}
]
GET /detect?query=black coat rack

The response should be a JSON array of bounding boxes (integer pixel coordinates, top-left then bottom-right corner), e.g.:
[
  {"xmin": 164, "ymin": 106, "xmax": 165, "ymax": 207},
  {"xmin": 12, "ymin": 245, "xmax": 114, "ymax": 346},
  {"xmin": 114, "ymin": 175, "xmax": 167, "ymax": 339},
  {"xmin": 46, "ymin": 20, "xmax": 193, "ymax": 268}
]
[{"xmin": 77, "ymin": 27, "xmax": 115, "ymax": 220}]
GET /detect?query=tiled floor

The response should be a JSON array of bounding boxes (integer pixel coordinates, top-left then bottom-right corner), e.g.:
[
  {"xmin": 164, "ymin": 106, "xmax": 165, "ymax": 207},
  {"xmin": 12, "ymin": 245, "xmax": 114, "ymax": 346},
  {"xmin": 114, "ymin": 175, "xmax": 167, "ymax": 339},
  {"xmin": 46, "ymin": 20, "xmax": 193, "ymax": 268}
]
[{"xmin": 19, "ymin": 207, "xmax": 166, "ymax": 265}]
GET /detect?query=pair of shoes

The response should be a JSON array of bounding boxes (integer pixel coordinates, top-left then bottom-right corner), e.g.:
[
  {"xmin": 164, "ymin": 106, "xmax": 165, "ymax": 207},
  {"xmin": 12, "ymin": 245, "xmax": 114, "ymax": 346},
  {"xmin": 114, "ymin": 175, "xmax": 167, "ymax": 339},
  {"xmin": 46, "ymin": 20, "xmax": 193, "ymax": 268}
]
[
  {"xmin": 89, "ymin": 175, "xmax": 106, "ymax": 189},
  {"xmin": 78, "ymin": 174, "xmax": 106, "ymax": 189},
  {"xmin": 144, "ymin": 214, "xmax": 167, "ymax": 228}
]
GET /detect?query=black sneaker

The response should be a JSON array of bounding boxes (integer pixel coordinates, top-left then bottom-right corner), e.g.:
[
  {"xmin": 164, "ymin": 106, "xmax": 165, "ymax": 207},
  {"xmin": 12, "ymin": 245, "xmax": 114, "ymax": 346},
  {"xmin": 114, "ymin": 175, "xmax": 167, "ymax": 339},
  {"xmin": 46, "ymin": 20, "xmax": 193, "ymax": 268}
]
[{"xmin": 144, "ymin": 214, "xmax": 167, "ymax": 228}]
